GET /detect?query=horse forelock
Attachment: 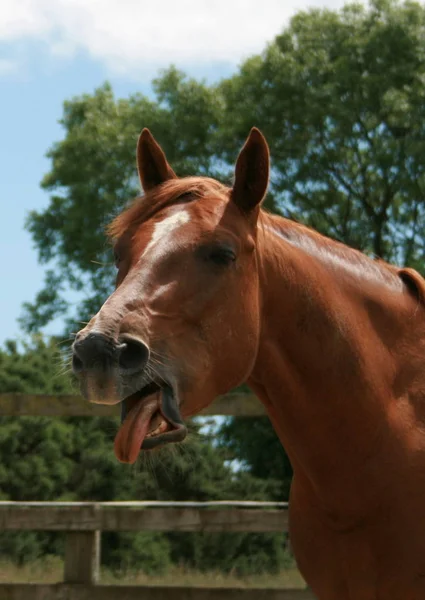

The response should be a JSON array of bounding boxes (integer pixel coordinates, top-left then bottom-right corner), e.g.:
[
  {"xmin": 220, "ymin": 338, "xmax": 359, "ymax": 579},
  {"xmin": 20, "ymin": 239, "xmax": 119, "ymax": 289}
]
[{"xmin": 107, "ymin": 177, "xmax": 229, "ymax": 242}]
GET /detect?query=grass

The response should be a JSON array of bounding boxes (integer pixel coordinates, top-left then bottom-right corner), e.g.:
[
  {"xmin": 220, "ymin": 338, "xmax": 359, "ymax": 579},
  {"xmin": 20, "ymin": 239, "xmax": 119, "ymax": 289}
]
[{"xmin": 0, "ymin": 557, "xmax": 307, "ymax": 589}]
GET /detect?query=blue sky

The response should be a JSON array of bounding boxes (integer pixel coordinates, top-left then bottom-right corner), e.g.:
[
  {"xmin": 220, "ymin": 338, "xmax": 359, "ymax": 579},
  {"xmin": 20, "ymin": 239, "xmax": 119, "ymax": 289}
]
[
  {"xmin": 1, "ymin": 54, "xmax": 153, "ymax": 346},
  {"xmin": 0, "ymin": 0, "xmax": 349, "ymax": 347}
]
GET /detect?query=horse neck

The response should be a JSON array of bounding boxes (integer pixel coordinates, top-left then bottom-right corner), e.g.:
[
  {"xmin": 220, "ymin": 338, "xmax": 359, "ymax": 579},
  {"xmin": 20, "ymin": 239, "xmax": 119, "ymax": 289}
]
[{"xmin": 250, "ymin": 217, "xmax": 417, "ymax": 509}]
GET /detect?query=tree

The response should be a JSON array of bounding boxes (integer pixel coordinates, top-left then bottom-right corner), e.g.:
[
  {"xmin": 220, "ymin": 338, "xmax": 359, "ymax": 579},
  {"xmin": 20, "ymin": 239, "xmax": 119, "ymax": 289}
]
[
  {"xmin": 0, "ymin": 336, "xmax": 74, "ymax": 564},
  {"xmin": 218, "ymin": 417, "xmax": 293, "ymax": 501}
]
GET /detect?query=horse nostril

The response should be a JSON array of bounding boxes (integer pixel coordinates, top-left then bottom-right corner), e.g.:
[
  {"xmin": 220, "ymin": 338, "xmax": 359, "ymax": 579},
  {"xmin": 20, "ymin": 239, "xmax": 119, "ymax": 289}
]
[
  {"xmin": 118, "ymin": 337, "xmax": 150, "ymax": 374},
  {"xmin": 72, "ymin": 332, "xmax": 118, "ymax": 374}
]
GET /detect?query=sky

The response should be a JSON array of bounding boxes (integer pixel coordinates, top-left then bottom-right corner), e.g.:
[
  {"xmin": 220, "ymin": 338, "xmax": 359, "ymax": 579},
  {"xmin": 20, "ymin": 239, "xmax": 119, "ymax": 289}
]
[{"xmin": 1, "ymin": 0, "xmax": 351, "ymax": 347}]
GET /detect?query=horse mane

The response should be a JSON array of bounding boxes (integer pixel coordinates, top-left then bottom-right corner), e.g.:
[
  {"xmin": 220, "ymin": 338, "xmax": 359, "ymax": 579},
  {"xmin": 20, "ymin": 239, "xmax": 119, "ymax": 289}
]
[{"xmin": 258, "ymin": 210, "xmax": 407, "ymax": 290}]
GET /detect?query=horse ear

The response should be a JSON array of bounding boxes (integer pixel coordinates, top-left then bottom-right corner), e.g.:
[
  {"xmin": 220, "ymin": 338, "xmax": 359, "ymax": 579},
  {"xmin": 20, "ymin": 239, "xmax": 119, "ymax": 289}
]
[
  {"xmin": 399, "ymin": 267, "xmax": 425, "ymax": 304},
  {"xmin": 137, "ymin": 128, "xmax": 177, "ymax": 192},
  {"xmin": 231, "ymin": 127, "xmax": 270, "ymax": 215}
]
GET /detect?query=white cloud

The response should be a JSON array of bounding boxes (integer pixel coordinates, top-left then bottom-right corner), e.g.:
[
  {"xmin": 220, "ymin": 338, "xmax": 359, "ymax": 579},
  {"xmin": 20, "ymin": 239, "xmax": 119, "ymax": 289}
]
[{"xmin": 0, "ymin": 0, "xmax": 354, "ymax": 75}]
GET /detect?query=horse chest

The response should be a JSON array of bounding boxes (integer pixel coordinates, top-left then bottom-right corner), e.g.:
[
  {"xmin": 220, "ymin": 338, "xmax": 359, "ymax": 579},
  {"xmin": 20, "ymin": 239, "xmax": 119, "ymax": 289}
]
[{"xmin": 289, "ymin": 477, "xmax": 425, "ymax": 599}]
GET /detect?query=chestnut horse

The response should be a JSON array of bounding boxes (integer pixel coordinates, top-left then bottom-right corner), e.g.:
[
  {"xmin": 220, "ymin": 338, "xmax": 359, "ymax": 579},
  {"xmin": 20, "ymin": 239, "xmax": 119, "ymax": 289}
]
[{"xmin": 73, "ymin": 128, "xmax": 425, "ymax": 599}]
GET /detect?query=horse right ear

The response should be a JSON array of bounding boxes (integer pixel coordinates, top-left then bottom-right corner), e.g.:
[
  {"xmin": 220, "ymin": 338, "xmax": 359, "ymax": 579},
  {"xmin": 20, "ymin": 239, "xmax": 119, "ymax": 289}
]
[
  {"xmin": 137, "ymin": 129, "xmax": 177, "ymax": 192},
  {"xmin": 399, "ymin": 267, "xmax": 425, "ymax": 304},
  {"xmin": 231, "ymin": 128, "xmax": 270, "ymax": 215}
]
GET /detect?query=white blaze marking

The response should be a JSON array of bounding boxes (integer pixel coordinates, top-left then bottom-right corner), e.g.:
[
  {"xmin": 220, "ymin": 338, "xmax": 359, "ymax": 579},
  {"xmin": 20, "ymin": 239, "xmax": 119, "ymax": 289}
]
[{"xmin": 143, "ymin": 210, "xmax": 190, "ymax": 256}]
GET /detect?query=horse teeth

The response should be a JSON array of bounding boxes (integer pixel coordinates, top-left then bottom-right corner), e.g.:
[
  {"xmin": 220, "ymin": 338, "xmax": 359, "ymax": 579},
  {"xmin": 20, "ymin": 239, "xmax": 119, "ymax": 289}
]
[{"xmin": 146, "ymin": 420, "xmax": 165, "ymax": 438}]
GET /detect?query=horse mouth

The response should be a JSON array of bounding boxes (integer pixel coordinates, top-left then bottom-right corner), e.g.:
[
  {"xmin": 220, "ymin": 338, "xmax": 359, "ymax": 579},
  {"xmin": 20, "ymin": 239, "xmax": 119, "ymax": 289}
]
[{"xmin": 114, "ymin": 381, "xmax": 187, "ymax": 464}]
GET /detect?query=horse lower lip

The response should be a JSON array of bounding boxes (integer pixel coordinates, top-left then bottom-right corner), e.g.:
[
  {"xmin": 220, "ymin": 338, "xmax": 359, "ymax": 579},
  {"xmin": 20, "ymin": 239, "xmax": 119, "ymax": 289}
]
[{"xmin": 141, "ymin": 424, "xmax": 187, "ymax": 449}]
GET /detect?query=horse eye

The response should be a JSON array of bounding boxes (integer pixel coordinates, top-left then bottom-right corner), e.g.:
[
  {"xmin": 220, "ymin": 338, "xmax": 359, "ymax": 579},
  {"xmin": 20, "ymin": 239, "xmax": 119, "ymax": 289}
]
[
  {"xmin": 207, "ymin": 246, "xmax": 236, "ymax": 267},
  {"xmin": 177, "ymin": 191, "xmax": 194, "ymax": 201}
]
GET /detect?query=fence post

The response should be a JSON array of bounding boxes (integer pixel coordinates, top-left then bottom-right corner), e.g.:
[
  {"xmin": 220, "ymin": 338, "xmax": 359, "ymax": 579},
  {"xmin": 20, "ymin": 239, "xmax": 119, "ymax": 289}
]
[{"xmin": 64, "ymin": 531, "xmax": 101, "ymax": 584}]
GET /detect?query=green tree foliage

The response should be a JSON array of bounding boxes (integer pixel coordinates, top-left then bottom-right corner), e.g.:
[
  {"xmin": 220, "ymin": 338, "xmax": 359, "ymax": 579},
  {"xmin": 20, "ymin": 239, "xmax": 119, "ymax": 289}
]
[
  {"xmin": 0, "ymin": 337, "xmax": 73, "ymax": 563},
  {"xmin": 218, "ymin": 418, "xmax": 293, "ymax": 502},
  {"xmin": 0, "ymin": 337, "xmax": 72, "ymax": 396}
]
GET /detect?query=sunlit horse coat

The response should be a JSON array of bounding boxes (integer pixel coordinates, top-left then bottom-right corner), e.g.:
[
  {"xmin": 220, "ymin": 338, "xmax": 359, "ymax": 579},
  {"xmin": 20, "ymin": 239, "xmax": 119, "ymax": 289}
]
[{"xmin": 73, "ymin": 128, "xmax": 425, "ymax": 599}]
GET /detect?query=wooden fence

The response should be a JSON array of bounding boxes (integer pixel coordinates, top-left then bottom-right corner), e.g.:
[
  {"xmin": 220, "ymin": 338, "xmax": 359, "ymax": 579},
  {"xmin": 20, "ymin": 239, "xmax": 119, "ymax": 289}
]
[
  {"xmin": 0, "ymin": 393, "xmax": 315, "ymax": 600},
  {"xmin": 0, "ymin": 391, "xmax": 266, "ymax": 417}
]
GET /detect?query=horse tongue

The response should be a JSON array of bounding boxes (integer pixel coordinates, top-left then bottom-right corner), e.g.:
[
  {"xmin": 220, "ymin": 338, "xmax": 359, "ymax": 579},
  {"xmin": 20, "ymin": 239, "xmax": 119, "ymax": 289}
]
[{"xmin": 114, "ymin": 393, "xmax": 160, "ymax": 464}]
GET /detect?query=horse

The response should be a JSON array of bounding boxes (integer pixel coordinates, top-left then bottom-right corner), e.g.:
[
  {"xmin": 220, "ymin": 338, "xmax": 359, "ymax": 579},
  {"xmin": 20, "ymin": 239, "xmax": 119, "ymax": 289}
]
[{"xmin": 72, "ymin": 127, "xmax": 425, "ymax": 599}]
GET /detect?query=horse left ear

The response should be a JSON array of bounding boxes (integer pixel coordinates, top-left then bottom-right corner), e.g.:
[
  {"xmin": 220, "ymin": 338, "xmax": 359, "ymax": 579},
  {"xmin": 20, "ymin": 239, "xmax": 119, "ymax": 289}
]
[
  {"xmin": 231, "ymin": 127, "xmax": 270, "ymax": 215},
  {"xmin": 137, "ymin": 128, "xmax": 177, "ymax": 192}
]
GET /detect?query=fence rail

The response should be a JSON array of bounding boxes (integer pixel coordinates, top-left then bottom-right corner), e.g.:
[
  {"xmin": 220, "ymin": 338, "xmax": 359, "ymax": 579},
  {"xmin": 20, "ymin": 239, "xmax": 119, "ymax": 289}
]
[
  {"xmin": 0, "ymin": 393, "xmax": 315, "ymax": 599},
  {"xmin": 0, "ymin": 501, "xmax": 289, "ymax": 533},
  {"xmin": 0, "ymin": 392, "xmax": 266, "ymax": 417},
  {"xmin": 1, "ymin": 584, "xmax": 313, "ymax": 600},
  {"xmin": 0, "ymin": 502, "xmax": 314, "ymax": 600}
]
